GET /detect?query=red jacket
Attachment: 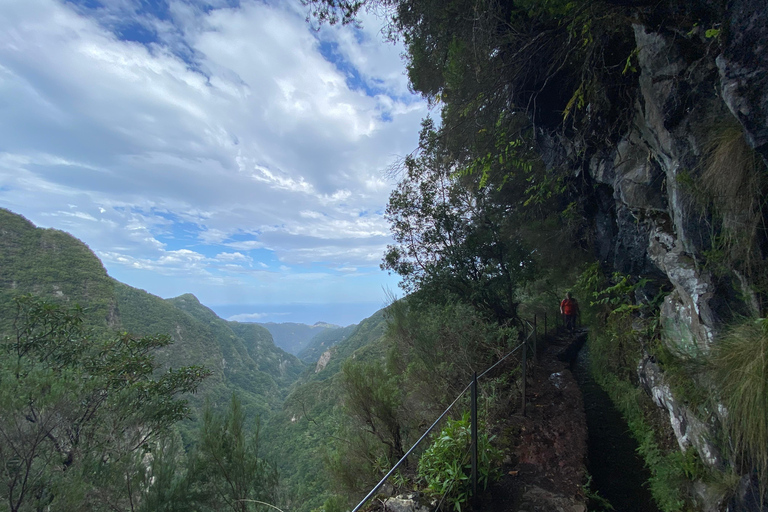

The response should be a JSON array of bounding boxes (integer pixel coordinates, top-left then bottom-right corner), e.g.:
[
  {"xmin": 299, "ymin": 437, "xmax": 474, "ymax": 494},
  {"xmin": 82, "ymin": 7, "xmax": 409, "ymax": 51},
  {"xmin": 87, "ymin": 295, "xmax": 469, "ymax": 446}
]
[{"xmin": 561, "ymin": 298, "xmax": 578, "ymax": 315}]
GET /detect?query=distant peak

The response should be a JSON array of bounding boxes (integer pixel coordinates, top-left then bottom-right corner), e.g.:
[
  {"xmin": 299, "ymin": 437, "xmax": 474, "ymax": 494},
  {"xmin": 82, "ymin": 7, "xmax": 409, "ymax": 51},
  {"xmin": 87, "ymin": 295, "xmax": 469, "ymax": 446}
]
[
  {"xmin": 175, "ymin": 293, "xmax": 200, "ymax": 303},
  {"xmin": 313, "ymin": 321, "xmax": 338, "ymax": 328}
]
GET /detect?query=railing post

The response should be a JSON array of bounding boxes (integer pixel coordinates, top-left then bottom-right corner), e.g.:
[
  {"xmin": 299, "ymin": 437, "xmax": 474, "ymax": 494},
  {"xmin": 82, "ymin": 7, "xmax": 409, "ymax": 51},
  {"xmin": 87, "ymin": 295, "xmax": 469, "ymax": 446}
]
[
  {"xmin": 544, "ymin": 312, "xmax": 547, "ymax": 337},
  {"xmin": 521, "ymin": 338, "xmax": 527, "ymax": 417},
  {"xmin": 471, "ymin": 372, "xmax": 478, "ymax": 504},
  {"xmin": 533, "ymin": 314, "xmax": 538, "ymax": 368}
]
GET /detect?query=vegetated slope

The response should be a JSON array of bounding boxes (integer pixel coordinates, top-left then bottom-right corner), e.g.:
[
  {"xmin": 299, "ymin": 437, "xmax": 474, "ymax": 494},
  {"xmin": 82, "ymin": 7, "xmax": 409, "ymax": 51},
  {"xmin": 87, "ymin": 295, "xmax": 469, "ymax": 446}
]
[
  {"xmin": 228, "ymin": 320, "xmax": 304, "ymax": 387},
  {"xmin": 168, "ymin": 294, "xmax": 304, "ymax": 390},
  {"xmin": 258, "ymin": 321, "xmax": 339, "ymax": 355},
  {"xmin": 0, "ymin": 208, "xmax": 304, "ymax": 433},
  {"xmin": 296, "ymin": 322, "xmax": 358, "ymax": 363},
  {"xmin": 261, "ymin": 307, "xmax": 391, "ymax": 512},
  {"xmin": 309, "ymin": 307, "xmax": 388, "ymax": 380},
  {"xmin": 0, "ymin": 208, "xmax": 116, "ymax": 329},
  {"xmin": 116, "ymin": 288, "xmax": 304, "ymax": 423}
]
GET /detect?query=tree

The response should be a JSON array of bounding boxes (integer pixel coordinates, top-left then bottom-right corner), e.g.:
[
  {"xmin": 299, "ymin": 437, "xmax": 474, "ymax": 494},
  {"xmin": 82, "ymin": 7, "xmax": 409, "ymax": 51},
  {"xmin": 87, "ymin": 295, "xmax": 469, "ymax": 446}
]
[
  {"xmin": 0, "ymin": 296, "xmax": 209, "ymax": 512},
  {"xmin": 323, "ymin": 357, "xmax": 407, "ymax": 500},
  {"xmin": 382, "ymin": 118, "xmax": 536, "ymax": 324},
  {"xmin": 188, "ymin": 394, "xmax": 279, "ymax": 512},
  {"xmin": 341, "ymin": 360, "xmax": 405, "ymax": 463}
]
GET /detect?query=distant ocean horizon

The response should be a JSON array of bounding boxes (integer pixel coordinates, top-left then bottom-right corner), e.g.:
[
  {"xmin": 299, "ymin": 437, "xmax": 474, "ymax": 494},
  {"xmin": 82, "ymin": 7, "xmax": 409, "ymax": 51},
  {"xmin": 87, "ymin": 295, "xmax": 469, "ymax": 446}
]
[{"xmin": 209, "ymin": 301, "xmax": 388, "ymax": 327}]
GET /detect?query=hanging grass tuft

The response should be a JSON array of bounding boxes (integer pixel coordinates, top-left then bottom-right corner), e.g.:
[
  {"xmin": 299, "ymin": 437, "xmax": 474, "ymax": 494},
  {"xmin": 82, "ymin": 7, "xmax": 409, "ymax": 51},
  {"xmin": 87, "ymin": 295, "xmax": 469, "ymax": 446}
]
[{"xmin": 710, "ymin": 318, "xmax": 768, "ymax": 498}]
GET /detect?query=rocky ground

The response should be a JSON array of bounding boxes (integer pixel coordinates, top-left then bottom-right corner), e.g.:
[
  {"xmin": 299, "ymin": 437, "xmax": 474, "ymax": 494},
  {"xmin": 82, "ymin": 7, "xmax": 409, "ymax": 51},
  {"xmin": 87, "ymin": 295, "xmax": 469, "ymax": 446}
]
[
  {"xmin": 477, "ymin": 330, "xmax": 589, "ymax": 512},
  {"xmin": 378, "ymin": 330, "xmax": 591, "ymax": 512}
]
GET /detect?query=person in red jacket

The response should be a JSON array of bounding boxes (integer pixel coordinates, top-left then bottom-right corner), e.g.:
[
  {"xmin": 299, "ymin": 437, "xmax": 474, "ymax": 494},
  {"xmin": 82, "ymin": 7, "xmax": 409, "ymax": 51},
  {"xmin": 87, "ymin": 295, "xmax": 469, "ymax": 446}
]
[{"xmin": 560, "ymin": 292, "xmax": 580, "ymax": 333}]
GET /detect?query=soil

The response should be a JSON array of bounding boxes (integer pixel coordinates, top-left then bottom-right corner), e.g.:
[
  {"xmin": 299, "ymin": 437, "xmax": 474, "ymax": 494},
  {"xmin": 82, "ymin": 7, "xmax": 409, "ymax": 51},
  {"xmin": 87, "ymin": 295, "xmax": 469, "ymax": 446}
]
[{"xmin": 478, "ymin": 330, "xmax": 589, "ymax": 512}]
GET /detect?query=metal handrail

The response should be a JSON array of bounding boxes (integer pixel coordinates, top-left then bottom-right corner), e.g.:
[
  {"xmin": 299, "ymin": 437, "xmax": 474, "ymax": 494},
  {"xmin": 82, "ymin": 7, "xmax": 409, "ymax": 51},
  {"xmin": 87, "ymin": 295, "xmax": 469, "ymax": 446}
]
[{"xmin": 350, "ymin": 318, "xmax": 539, "ymax": 512}]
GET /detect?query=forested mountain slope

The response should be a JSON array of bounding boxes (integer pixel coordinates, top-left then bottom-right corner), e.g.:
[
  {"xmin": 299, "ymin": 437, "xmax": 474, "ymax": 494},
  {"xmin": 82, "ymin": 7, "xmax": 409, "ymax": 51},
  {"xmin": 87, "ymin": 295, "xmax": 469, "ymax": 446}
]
[
  {"xmin": 261, "ymin": 307, "xmax": 391, "ymax": 511},
  {"xmin": 0, "ymin": 208, "xmax": 116, "ymax": 329},
  {"xmin": 0, "ymin": 208, "xmax": 304, "ymax": 427},
  {"xmin": 296, "ymin": 322, "xmax": 358, "ymax": 363}
]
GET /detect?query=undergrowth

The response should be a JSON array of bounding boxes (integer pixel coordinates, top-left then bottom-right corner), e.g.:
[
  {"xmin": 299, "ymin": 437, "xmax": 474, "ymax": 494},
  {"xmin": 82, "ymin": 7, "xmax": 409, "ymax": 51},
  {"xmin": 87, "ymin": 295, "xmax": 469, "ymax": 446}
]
[
  {"xmin": 417, "ymin": 413, "xmax": 502, "ymax": 511},
  {"xmin": 575, "ymin": 263, "xmax": 697, "ymax": 511},
  {"xmin": 709, "ymin": 317, "xmax": 768, "ymax": 500},
  {"xmin": 575, "ymin": 260, "xmax": 768, "ymax": 509}
]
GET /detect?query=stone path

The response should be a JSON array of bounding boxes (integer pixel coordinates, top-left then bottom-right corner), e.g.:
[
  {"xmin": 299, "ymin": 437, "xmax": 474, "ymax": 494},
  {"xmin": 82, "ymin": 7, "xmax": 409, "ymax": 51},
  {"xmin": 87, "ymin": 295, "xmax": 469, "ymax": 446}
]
[{"xmin": 478, "ymin": 330, "xmax": 589, "ymax": 512}]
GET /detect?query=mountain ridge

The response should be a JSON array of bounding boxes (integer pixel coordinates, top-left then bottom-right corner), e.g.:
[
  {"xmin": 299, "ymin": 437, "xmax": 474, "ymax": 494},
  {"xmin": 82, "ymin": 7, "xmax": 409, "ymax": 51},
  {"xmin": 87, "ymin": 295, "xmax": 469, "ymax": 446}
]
[{"xmin": 0, "ymin": 207, "xmax": 305, "ymax": 425}]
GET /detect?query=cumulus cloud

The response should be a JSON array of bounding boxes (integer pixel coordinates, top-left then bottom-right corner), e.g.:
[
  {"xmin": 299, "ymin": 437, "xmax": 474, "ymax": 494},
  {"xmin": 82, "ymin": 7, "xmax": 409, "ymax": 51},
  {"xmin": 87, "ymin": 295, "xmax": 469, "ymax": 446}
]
[{"xmin": 0, "ymin": 0, "xmax": 423, "ymax": 323}]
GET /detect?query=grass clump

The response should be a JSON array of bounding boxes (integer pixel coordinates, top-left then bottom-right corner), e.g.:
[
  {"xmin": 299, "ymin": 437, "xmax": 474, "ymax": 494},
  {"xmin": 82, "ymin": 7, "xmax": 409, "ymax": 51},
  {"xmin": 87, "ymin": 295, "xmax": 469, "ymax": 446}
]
[{"xmin": 709, "ymin": 317, "xmax": 768, "ymax": 497}]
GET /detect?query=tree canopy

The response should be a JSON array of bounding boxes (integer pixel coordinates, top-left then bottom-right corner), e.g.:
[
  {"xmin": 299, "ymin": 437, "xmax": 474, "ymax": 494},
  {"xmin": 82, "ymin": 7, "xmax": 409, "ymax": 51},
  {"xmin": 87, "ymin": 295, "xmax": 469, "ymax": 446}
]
[{"xmin": 0, "ymin": 296, "xmax": 209, "ymax": 511}]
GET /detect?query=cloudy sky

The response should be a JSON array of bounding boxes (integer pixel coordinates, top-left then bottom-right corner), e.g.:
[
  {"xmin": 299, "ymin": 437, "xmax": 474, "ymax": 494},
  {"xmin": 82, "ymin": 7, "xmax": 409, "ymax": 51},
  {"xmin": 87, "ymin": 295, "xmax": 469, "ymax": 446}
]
[{"xmin": 0, "ymin": 0, "xmax": 427, "ymax": 326}]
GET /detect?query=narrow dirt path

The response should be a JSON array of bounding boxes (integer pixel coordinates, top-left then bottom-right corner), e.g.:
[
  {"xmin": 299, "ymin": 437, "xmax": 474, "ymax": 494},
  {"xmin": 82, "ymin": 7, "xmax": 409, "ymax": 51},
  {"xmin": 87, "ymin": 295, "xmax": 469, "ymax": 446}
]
[{"xmin": 479, "ymin": 331, "xmax": 588, "ymax": 512}]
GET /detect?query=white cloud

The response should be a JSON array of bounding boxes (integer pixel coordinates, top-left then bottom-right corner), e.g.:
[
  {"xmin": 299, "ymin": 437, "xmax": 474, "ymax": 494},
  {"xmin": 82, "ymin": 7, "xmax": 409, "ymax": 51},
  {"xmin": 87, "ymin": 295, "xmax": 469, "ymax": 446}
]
[
  {"xmin": 0, "ymin": 0, "xmax": 424, "ymax": 323},
  {"xmin": 215, "ymin": 251, "xmax": 251, "ymax": 263},
  {"xmin": 228, "ymin": 312, "xmax": 289, "ymax": 322}
]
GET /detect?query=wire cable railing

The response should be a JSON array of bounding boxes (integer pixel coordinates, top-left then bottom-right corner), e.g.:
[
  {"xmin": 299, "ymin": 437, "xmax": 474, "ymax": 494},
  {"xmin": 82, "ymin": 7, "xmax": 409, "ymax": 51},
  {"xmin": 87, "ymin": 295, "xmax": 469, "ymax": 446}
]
[{"xmin": 350, "ymin": 317, "xmax": 544, "ymax": 512}]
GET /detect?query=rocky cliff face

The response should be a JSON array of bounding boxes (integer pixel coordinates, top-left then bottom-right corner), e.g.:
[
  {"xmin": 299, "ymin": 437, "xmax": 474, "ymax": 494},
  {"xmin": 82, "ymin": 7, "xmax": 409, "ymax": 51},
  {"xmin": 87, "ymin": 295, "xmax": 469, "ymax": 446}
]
[{"xmin": 546, "ymin": 4, "xmax": 767, "ymax": 511}]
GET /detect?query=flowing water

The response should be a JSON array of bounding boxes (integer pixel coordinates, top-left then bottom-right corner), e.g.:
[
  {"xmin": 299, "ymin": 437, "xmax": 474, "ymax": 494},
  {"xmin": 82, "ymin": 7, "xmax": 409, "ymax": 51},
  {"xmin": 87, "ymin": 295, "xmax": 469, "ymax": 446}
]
[{"xmin": 572, "ymin": 342, "xmax": 660, "ymax": 512}]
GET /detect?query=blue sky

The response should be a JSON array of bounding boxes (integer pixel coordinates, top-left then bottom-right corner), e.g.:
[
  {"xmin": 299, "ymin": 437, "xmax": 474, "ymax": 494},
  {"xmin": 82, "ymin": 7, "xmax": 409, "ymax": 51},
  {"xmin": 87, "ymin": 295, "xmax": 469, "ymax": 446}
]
[{"xmin": 0, "ymin": 0, "xmax": 426, "ymax": 325}]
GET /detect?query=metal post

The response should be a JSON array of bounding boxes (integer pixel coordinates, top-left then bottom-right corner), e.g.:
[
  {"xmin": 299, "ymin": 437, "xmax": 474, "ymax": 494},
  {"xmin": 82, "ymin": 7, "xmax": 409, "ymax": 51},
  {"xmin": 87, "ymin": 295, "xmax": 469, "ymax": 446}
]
[
  {"xmin": 544, "ymin": 312, "xmax": 547, "ymax": 337},
  {"xmin": 471, "ymin": 372, "xmax": 478, "ymax": 503},
  {"xmin": 533, "ymin": 314, "xmax": 538, "ymax": 367},
  {"xmin": 521, "ymin": 340, "xmax": 527, "ymax": 417}
]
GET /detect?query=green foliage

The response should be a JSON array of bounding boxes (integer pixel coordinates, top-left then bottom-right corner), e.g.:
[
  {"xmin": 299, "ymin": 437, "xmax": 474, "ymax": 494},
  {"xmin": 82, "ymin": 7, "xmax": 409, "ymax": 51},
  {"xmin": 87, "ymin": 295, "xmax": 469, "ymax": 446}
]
[
  {"xmin": 383, "ymin": 118, "xmax": 536, "ymax": 324},
  {"xmin": 257, "ymin": 322, "xmax": 339, "ymax": 357},
  {"xmin": 680, "ymin": 121, "xmax": 768, "ymax": 306},
  {"xmin": 259, "ymin": 310, "xmax": 391, "ymax": 512},
  {"xmin": 309, "ymin": 309, "xmax": 389, "ymax": 380},
  {"xmin": 574, "ymin": 264, "xmax": 653, "ymax": 382},
  {"xmin": 417, "ymin": 414, "xmax": 501, "ymax": 511},
  {"xmin": 317, "ymin": 299, "xmax": 516, "ymax": 508},
  {"xmin": 596, "ymin": 374, "xmax": 691, "ymax": 512},
  {"xmin": 262, "ymin": 378, "xmax": 343, "ymax": 512},
  {"xmin": 301, "ymin": 0, "xmax": 365, "ymax": 26},
  {"xmin": 704, "ymin": 28, "xmax": 721, "ymax": 39},
  {"xmin": 0, "ymin": 295, "xmax": 209, "ymax": 511},
  {"xmin": 341, "ymin": 359, "xmax": 405, "ymax": 462},
  {"xmin": 297, "ymin": 323, "xmax": 357, "ymax": 363},
  {"xmin": 188, "ymin": 394, "xmax": 279, "ymax": 512},
  {"xmin": 709, "ymin": 318, "xmax": 768, "ymax": 497},
  {"xmin": 116, "ymin": 284, "xmax": 302, "ymax": 429},
  {"xmin": 0, "ymin": 208, "xmax": 116, "ymax": 329},
  {"xmin": 387, "ymin": 297, "xmax": 517, "ymax": 401},
  {"xmin": 582, "ymin": 474, "xmax": 614, "ymax": 511},
  {"xmin": 138, "ymin": 435, "xmax": 193, "ymax": 512},
  {"xmin": 323, "ymin": 346, "xmax": 411, "ymax": 499},
  {"xmin": 574, "ymin": 263, "xmax": 703, "ymax": 511},
  {"xmin": 654, "ymin": 344, "xmax": 709, "ymax": 411}
]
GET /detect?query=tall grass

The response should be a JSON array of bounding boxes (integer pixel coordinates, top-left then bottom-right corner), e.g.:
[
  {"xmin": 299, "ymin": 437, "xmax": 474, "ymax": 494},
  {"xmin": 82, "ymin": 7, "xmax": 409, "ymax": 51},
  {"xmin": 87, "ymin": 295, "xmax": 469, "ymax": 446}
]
[
  {"xmin": 698, "ymin": 122, "xmax": 768, "ymax": 291},
  {"xmin": 710, "ymin": 318, "xmax": 768, "ymax": 497}
]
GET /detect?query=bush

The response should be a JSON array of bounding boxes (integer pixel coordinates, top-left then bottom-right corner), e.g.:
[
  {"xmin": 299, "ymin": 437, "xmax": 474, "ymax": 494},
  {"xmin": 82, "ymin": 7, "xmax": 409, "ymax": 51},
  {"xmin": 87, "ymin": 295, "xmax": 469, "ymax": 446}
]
[{"xmin": 417, "ymin": 413, "xmax": 501, "ymax": 511}]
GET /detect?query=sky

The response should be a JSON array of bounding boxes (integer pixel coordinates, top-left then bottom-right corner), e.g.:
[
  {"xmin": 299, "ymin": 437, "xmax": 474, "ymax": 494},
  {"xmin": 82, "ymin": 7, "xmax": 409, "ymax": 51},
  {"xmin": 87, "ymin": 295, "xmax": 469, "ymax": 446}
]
[{"xmin": 0, "ymin": 0, "xmax": 428, "ymax": 326}]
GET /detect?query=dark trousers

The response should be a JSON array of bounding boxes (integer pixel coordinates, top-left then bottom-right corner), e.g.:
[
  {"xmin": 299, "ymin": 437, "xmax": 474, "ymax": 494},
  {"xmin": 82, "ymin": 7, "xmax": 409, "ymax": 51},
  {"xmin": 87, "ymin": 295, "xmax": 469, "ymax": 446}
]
[{"xmin": 564, "ymin": 314, "xmax": 576, "ymax": 332}]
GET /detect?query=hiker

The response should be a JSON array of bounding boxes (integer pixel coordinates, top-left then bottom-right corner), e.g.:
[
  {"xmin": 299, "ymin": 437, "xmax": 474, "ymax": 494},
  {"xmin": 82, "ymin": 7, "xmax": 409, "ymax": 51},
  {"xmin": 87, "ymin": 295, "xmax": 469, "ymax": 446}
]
[{"xmin": 560, "ymin": 292, "xmax": 580, "ymax": 333}]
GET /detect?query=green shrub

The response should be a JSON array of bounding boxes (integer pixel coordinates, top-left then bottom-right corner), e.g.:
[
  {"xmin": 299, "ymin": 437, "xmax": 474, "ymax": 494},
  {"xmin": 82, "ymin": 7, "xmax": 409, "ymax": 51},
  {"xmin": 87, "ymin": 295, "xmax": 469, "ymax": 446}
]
[
  {"xmin": 710, "ymin": 318, "xmax": 768, "ymax": 497},
  {"xmin": 417, "ymin": 413, "xmax": 501, "ymax": 511}
]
